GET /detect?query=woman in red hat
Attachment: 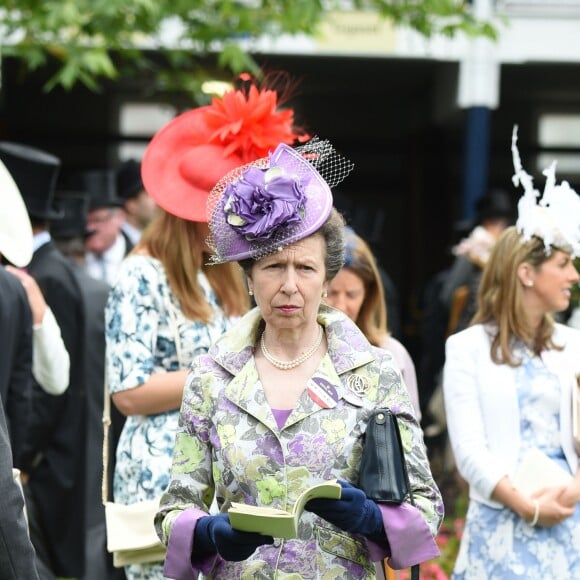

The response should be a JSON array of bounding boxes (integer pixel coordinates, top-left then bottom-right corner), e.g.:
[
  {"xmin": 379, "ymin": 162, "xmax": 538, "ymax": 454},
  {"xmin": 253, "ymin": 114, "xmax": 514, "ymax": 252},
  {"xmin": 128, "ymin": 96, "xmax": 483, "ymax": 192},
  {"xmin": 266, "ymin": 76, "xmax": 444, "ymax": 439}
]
[{"xmin": 105, "ymin": 80, "xmax": 305, "ymax": 580}]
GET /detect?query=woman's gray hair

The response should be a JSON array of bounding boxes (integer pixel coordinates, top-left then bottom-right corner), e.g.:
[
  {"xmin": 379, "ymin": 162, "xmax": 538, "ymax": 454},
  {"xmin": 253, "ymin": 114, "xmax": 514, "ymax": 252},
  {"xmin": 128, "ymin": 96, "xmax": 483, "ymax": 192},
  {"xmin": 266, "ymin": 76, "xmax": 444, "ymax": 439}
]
[
  {"xmin": 319, "ymin": 207, "xmax": 345, "ymax": 280},
  {"xmin": 238, "ymin": 207, "xmax": 346, "ymax": 280}
]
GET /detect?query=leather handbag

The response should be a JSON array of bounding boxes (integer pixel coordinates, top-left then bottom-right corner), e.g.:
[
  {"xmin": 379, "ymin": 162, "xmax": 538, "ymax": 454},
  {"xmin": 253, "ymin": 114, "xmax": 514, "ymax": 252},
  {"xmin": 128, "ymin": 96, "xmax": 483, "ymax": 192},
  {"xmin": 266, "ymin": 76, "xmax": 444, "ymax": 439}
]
[
  {"xmin": 359, "ymin": 408, "xmax": 419, "ymax": 580},
  {"xmin": 359, "ymin": 408, "xmax": 410, "ymax": 504}
]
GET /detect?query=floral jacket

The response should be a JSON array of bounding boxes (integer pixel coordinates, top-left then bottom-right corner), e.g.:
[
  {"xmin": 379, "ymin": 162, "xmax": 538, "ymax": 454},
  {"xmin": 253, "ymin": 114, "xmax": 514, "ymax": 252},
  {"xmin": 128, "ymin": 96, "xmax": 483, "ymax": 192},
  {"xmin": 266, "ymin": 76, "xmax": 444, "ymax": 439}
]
[{"xmin": 157, "ymin": 305, "xmax": 442, "ymax": 579}]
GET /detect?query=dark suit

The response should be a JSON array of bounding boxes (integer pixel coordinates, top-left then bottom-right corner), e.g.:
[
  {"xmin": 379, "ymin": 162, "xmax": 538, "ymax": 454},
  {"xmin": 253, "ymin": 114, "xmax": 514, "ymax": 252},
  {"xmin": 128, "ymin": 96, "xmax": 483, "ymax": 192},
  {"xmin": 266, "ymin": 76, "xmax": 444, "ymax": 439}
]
[
  {"xmin": 20, "ymin": 240, "xmax": 87, "ymax": 578},
  {"xmin": 0, "ymin": 267, "xmax": 33, "ymax": 463},
  {"xmin": 0, "ymin": 398, "xmax": 40, "ymax": 580},
  {"xmin": 73, "ymin": 266, "xmax": 126, "ymax": 580}
]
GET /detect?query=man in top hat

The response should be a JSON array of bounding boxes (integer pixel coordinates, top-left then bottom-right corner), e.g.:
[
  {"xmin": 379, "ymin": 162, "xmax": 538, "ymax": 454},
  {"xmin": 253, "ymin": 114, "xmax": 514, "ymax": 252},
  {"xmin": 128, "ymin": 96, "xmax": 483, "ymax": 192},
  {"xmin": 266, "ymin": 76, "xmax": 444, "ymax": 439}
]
[
  {"xmin": 72, "ymin": 168, "xmax": 134, "ymax": 285},
  {"xmin": 116, "ymin": 159, "xmax": 157, "ymax": 245},
  {"xmin": 0, "ymin": 156, "xmax": 34, "ymax": 471},
  {"xmin": 0, "ymin": 141, "xmax": 88, "ymax": 580},
  {"xmin": 0, "ymin": 158, "xmax": 40, "ymax": 579}
]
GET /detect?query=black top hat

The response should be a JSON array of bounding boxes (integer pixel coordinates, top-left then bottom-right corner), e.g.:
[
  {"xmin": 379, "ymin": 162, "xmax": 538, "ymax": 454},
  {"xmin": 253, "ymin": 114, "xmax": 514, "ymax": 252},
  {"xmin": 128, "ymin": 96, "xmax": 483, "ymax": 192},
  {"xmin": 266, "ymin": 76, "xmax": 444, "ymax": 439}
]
[
  {"xmin": 51, "ymin": 192, "xmax": 93, "ymax": 239},
  {"xmin": 70, "ymin": 169, "xmax": 124, "ymax": 211},
  {"xmin": 0, "ymin": 141, "xmax": 63, "ymax": 221},
  {"xmin": 116, "ymin": 159, "xmax": 144, "ymax": 201},
  {"xmin": 476, "ymin": 188, "xmax": 515, "ymax": 223}
]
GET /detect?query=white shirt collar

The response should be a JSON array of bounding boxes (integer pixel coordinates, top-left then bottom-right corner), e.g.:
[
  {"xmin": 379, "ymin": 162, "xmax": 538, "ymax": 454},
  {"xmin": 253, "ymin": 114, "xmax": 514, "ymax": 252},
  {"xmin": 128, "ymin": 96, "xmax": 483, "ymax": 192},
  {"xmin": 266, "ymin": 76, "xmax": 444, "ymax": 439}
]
[
  {"xmin": 33, "ymin": 231, "xmax": 51, "ymax": 252},
  {"xmin": 121, "ymin": 222, "xmax": 141, "ymax": 245},
  {"xmin": 85, "ymin": 233, "xmax": 127, "ymax": 285}
]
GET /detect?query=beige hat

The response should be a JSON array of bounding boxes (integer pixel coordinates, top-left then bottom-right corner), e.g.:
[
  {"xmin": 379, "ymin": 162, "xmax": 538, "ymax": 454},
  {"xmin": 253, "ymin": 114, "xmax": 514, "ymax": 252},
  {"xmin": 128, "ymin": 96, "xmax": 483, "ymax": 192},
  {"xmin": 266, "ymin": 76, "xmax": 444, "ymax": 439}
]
[{"xmin": 0, "ymin": 158, "xmax": 33, "ymax": 267}]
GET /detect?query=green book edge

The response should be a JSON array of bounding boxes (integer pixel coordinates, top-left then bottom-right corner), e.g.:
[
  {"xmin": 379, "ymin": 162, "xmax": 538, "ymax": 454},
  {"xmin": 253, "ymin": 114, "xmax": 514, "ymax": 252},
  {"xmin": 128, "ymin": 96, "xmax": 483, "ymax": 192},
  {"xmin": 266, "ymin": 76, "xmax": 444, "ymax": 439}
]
[{"xmin": 228, "ymin": 480, "xmax": 342, "ymax": 539}]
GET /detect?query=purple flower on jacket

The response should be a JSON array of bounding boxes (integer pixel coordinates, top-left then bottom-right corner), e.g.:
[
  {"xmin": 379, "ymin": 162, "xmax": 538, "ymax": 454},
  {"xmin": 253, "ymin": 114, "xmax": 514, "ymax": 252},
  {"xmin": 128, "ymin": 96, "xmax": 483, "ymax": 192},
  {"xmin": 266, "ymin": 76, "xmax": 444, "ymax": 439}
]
[
  {"xmin": 288, "ymin": 433, "xmax": 334, "ymax": 470},
  {"xmin": 223, "ymin": 165, "xmax": 306, "ymax": 240},
  {"xmin": 258, "ymin": 433, "xmax": 284, "ymax": 464},
  {"xmin": 281, "ymin": 540, "xmax": 318, "ymax": 575}
]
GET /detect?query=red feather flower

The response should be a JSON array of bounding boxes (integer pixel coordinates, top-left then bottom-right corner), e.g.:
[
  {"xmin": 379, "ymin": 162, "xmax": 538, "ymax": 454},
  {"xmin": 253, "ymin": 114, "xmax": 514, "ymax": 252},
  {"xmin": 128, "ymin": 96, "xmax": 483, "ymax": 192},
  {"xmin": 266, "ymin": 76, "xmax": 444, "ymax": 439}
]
[{"xmin": 204, "ymin": 85, "xmax": 304, "ymax": 163}]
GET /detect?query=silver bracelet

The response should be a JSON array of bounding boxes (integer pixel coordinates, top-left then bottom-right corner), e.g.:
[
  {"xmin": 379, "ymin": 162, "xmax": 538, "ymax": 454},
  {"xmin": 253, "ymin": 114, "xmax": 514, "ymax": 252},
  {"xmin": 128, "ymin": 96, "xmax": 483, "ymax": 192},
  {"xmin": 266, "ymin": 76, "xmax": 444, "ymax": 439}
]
[{"xmin": 529, "ymin": 499, "xmax": 540, "ymax": 527}]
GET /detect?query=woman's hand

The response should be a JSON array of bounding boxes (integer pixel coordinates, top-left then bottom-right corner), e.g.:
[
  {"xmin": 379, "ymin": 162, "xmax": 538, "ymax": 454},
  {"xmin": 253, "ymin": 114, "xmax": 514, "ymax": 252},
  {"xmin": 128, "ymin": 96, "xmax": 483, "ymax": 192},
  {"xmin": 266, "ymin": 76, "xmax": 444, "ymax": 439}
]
[
  {"xmin": 555, "ymin": 477, "xmax": 580, "ymax": 509},
  {"xmin": 304, "ymin": 480, "xmax": 384, "ymax": 540},
  {"xmin": 5, "ymin": 265, "xmax": 47, "ymax": 325},
  {"xmin": 193, "ymin": 514, "xmax": 274, "ymax": 561},
  {"xmin": 530, "ymin": 486, "xmax": 575, "ymax": 527}
]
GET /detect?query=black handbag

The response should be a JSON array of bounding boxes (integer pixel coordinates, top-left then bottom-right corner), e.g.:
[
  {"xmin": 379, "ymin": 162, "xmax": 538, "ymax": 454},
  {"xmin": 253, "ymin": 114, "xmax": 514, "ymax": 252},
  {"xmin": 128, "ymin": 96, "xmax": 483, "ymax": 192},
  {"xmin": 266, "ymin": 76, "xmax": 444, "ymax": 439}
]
[
  {"xmin": 359, "ymin": 408, "xmax": 410, "ymax": 504},
  {"xmin": 359, "ymin": 408, "xmax": 419, "ymax": 580}
]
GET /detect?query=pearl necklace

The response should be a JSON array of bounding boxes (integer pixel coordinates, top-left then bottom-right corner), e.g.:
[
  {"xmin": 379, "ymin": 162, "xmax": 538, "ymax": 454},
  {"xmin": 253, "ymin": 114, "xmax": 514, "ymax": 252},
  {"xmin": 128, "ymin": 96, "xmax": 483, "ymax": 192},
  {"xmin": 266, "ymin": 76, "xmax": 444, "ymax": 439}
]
[{"xmin": 260, "ymin": 325, "xmax": 324, "ymax": 370}]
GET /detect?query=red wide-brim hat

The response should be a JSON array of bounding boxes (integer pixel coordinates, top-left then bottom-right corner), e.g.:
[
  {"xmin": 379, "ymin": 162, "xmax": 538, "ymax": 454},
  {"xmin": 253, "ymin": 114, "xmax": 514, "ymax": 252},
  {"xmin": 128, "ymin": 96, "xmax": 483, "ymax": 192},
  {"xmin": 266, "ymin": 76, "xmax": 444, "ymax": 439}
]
[
  {"xmin": 142, "ymin": 85, "xmax": 306, "ymax": 223},
  {"xmin": 142, "ymin": 107, "xmax": 245, "ymax": 222}
]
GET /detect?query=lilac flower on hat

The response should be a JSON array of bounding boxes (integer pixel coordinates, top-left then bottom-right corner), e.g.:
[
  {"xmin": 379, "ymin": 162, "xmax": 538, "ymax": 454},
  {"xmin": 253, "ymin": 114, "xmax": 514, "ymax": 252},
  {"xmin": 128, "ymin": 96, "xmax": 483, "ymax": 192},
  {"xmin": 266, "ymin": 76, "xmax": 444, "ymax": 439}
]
[{"xmin": 223, "ymin": 164, "xmax": 306, "ymax": 240}]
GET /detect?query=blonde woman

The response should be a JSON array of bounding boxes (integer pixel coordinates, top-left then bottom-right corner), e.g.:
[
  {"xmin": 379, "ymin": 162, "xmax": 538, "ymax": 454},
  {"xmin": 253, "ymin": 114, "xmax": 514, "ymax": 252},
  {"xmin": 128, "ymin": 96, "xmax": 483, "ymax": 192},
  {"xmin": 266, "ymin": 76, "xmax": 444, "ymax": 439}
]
[{"xmin": 443, "ymin": 130, "xmax": 580, "ymax": 578}]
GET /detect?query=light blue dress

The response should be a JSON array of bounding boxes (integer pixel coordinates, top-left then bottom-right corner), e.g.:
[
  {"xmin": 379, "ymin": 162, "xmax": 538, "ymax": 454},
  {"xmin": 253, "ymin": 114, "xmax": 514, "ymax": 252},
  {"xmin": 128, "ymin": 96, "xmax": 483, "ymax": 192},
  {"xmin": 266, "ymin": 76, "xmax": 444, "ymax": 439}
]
[
  {"xmin": 453, "ymin": 343, "xmax": 580, "ymax": 579},
  {"xmin": 105, "ymin": 255, "xmax": 233, "ymax": 579}
]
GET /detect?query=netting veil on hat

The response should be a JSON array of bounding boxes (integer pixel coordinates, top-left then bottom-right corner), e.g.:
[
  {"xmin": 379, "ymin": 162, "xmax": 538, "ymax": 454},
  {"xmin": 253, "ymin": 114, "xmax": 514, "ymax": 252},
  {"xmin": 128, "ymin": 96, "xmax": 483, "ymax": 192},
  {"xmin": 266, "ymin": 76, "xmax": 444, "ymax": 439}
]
[
  {"xmin": 207, "ymin": 137, "xmax": 354, "ymax": 263},
  {"xmin": 511, "ymin": 125, "xmax": 580, "ymax": 257}
]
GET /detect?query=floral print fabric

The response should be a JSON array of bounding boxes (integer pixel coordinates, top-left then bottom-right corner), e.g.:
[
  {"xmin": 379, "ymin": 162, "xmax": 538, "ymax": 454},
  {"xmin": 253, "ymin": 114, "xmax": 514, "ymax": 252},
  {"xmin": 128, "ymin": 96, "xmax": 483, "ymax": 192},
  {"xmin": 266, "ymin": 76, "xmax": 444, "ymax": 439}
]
[
  {"xmin": 157, "ymin": 305, "xmax": 443, "ymax": 579},
  {"xmin": 453, "ymin": 346, "xmax": 580, "ymax": 579},
  {"xmin": 105, "ymin": 255, "xmax": 232, "ymax": 579}
]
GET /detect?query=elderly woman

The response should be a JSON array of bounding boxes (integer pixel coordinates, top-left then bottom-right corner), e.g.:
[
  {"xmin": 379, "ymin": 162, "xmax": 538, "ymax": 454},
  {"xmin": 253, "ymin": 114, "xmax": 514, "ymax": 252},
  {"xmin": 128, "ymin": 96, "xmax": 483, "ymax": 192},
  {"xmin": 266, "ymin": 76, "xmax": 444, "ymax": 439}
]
[{"xmin": 156, "ymin": 139, "xmax": 442, "ymax": 579}]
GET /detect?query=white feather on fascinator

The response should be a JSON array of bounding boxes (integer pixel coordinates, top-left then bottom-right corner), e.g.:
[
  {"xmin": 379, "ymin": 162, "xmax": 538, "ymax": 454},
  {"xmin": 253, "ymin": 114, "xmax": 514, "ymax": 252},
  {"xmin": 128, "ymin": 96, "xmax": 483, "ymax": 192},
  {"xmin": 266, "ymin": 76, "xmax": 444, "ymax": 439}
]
[{"xmin": 511, "ymin": 125, "xmax": 580, "ymax": 257}]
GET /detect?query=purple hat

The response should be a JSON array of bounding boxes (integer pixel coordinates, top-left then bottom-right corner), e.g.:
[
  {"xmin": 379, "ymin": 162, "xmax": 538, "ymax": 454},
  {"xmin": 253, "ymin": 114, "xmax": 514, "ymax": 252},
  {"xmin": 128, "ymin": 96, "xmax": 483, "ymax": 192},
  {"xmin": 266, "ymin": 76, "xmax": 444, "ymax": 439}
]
[{"xmin": 207, "ymin": 138, "xmax": 353, "ymax": 263}]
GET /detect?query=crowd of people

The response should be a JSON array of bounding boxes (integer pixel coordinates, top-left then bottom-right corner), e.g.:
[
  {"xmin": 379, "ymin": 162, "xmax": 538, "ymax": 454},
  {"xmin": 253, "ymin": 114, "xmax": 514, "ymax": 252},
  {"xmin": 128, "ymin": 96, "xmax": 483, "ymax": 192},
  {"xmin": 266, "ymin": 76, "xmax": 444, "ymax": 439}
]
[{"xmin": 0, "ymin": 78, "xmax": 579, "ymax": 580}]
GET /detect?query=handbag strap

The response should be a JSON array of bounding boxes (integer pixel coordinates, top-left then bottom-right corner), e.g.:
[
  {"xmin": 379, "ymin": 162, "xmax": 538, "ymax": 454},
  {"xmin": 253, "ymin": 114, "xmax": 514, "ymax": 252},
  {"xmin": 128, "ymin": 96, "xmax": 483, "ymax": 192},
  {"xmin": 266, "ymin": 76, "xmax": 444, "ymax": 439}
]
[
  {"xmin": 102, "ymin": 363, "xmax": 112, "ymax": 506},
  {"xmin": 102, "ymin": 259, "xmax": 184, "ymax": 507},
  {"xmin": 395, "ymin": 413, "xmax": 420, "ymax": 580},
  {"xmin": 379, "ymin": 410, "xmax": 420, "ymax": 580}
]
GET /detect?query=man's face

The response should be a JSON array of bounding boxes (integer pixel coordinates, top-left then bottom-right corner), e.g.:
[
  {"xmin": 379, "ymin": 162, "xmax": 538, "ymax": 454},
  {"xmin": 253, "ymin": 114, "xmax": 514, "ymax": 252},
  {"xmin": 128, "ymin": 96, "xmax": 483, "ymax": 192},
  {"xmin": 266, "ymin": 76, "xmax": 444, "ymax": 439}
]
[{"xmin": 85, "ymin": 207, "xmax": 124, "ymax": 254}]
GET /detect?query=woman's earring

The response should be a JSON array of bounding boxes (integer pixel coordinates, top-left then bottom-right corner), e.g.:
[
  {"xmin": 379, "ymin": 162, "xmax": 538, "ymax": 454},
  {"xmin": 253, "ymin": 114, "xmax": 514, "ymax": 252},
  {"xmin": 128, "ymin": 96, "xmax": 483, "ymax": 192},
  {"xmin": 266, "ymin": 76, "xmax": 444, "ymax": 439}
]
[
  {"xmin": 249, "ymin": 289, "xmax": 254, "ymax": 296},
  {"xmin": 526, "ymin": 280, "xmax": 534, "ymax": 288},
  {"xmin": 322, "ymin": 291, "xmax": 328, "ymax": 298}
]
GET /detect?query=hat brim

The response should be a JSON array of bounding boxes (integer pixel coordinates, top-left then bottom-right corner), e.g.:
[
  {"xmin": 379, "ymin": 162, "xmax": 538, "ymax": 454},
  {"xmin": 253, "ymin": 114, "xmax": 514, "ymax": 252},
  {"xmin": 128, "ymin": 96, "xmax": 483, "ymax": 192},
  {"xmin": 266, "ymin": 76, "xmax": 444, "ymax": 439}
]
[
  {"xmin": 142, "ymin": 107, "xmax": 244, "ymax": 222},
  {"xmin": 29, "ymin": 207, "xmax": 66, "ymax": 221},
  {"xmin": 0, "ymin": 160, "xmax": 33, "ymax": 267},
  {"xmin": 88, "ymin": 199, "xmax": 126, "ymax": 211},
  {"xmin": 208, "ymin": 143, "xmax": 333, "ymax": 263}
]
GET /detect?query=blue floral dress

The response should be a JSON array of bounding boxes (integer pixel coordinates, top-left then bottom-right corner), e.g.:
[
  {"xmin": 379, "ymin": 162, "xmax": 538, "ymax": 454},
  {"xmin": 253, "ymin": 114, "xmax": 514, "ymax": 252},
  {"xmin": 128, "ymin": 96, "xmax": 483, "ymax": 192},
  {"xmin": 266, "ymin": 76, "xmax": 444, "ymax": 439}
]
[
  {"xmin": 453, "ymin": 343, "xmax": 580, "ymax": 579},
  {"xmin": 105, "ymin": 255, "xmax": 233, "ymax": 579}
]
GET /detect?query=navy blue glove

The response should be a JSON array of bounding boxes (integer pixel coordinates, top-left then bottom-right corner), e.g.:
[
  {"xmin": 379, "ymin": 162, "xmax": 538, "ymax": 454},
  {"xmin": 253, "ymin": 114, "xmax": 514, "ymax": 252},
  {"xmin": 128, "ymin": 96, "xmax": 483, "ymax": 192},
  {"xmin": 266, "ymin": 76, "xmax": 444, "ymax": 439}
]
[
  {"xmin": 194, "ymin": 513, "xmax": 274, "ymax": 562},
  {"xmin": 304, "ymin": 480, "xmax": 384, "ymax": 540}
]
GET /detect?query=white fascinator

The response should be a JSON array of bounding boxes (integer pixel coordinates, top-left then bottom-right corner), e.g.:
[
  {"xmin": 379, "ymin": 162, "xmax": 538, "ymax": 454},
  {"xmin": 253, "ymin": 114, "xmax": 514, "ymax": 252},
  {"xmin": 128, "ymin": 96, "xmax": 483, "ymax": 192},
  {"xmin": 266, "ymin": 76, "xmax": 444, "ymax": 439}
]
[{"xmin": 511, "ymin": 125, "xmax": 580, "ymax": 257}]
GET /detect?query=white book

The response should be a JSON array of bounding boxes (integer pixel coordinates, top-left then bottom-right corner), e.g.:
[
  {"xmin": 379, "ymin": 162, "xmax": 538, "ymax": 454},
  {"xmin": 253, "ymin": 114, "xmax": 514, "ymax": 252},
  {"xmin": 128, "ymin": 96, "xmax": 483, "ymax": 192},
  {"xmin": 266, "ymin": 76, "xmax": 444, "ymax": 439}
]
[{"xmin": 512, "ymin": 448, "xmax": 573, "ymax": 496}]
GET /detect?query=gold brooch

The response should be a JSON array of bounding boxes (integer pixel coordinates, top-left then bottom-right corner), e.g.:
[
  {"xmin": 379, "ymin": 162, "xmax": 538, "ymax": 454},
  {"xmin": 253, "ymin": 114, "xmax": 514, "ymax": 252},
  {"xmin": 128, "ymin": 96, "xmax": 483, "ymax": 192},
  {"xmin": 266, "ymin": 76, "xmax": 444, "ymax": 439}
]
[{"xmin": 347, "ymin": 374, "xmax": 368, "ymax": 397}]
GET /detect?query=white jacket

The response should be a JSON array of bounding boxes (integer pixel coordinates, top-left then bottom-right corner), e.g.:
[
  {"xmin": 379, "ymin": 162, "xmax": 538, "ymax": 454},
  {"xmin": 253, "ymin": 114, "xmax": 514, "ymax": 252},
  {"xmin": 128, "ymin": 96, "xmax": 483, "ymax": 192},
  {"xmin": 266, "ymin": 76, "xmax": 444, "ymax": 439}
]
[
  {"xmin": 443, "ymin": 323, "xmax": 580, "ymax": 508},
  {"xmin": 33, "ymin": 307, "xmax": 70, "ymax": 395}
]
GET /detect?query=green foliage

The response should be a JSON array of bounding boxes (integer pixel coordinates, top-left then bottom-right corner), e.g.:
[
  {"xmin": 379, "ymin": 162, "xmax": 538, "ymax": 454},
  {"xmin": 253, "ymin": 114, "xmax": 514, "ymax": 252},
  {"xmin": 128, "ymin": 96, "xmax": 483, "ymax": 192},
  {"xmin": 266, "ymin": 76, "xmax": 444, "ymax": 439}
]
[{"xmin": 0, "ymin": 0, "xmax": 496, "ymax": 94}]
